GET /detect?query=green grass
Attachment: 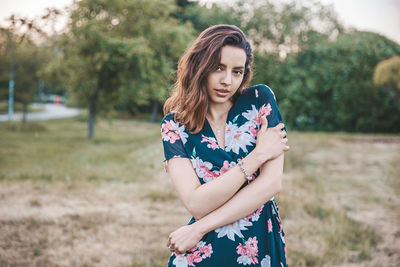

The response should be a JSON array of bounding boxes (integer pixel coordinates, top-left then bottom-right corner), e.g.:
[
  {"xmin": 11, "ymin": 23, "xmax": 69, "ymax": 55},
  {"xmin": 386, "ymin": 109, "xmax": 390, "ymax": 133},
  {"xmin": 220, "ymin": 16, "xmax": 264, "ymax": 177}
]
[{"xmin": 0, "ymin": 116, "xmax": 164, "ymax": 183}]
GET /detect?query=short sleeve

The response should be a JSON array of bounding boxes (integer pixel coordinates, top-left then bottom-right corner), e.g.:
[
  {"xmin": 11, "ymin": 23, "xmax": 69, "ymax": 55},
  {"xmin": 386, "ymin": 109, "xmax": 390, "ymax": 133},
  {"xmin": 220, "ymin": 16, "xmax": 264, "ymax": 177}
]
[
  {"xmin": 160, "ymin": 113, "xmax": 190, "ymax": 165},
  {"xmin": 256, "ymin": 84, "xmax": 284, "ymax": 128}
]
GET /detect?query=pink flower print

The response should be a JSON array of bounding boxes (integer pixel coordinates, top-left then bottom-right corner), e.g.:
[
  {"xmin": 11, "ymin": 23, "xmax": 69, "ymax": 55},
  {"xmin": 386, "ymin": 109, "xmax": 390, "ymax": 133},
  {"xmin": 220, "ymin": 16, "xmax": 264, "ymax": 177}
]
[
  {"xmin": 199, "ymin": 244, "xmax": 213, "ymax": 258},
  {"xmin": 257, "ymin": 104, "xmax": 272, "ymax": 125},
  {"xmin": 201, "ymin": 135, "xmax": 219, "ymax": 150},
  {"xmin": 172, "ymin": 242, "xmax": 213, "ymax": 267},
  {"xmin": 161, "ymin": 120, "xmax": 188, "ymax": 144},
  {"xmin": 267, "ymin": 219, "xmax": 272, "ymax": 233},
  {"xmin": 186, "ymin": 250, "xmax": 202, "ymax": 265},
  {"xmin": 236, "ymin": 237, "xmax": 259, "ymax": 265},
  {"xmin": 236, "ymin": 243, "xmax": 247, "ymax": 256},
  {"xmin": 161, "ymin": 121, "xmax": 180, "ymax": 144},
  {"xmin": 245, "ymin": 237, "xmax": 258, "ymax": 256}
]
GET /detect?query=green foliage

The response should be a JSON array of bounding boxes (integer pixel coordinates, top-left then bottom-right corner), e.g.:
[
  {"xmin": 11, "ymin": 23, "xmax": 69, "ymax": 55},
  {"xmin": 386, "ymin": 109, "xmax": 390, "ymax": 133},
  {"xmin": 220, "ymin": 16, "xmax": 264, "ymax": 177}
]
[
  {"xmin": 280, "ymin": 31, "xmax": 400, "ymax": 132},
  {"xmin": 177, "ymin": 2, "xmax": 241, "ymax": 33},
  {"xmin": 0, "ymin": 17, "xmax": 50, "ymax": 115},
  {"xmin": 373, "ymin": 56, "xmax": 400, "ymax": 105},
  {"xmin": 241, "ymin": 0, "xmax": 343, "ymax": 53},
  {"xmin": 12, "ymin": 41, "xmax": 44, "ymax": 104},
  {"xmin": 44, "ymin": 0, "xmax": 194, "ymax": 137}
]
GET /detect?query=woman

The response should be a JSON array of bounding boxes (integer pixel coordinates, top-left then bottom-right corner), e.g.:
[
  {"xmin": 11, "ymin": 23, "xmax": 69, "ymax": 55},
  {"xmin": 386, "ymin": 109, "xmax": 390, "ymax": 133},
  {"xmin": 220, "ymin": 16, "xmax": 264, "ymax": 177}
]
[{"xmin": 161, "ymin": 24, "xmax": 289, "ymax": 267}]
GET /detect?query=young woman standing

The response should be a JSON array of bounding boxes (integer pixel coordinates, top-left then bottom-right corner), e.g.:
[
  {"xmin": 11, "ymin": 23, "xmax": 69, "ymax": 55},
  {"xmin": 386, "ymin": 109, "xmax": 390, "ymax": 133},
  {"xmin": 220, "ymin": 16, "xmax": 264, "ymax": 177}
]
[{"xmin": 161, "ymin": 24, "xmax": 289, "ymax": 267}]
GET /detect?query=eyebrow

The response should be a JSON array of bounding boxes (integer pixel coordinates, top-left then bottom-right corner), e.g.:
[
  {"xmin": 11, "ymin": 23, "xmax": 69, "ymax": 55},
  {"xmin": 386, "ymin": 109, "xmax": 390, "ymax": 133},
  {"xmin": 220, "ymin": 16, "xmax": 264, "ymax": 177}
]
[{"xmin": 219, "ymin": 63, "xmax": 245, "ymax": 69}]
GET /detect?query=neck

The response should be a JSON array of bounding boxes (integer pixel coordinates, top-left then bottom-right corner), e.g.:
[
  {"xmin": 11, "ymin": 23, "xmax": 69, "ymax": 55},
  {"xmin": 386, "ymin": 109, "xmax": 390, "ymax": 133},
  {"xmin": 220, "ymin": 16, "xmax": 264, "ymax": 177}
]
[{"xmin": 207, "ymin": 101, "xmax": 233, "ymax": 122}]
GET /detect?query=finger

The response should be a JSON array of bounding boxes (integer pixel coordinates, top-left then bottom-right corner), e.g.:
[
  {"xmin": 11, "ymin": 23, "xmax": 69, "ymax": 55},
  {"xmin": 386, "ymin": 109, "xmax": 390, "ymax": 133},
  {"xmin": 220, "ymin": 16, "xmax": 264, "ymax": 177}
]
[
  {"xmin": 261, "ymin": 116, "xmax": 268, "ymax": 128},
  {"xmin": 274, "ymin": 123, "xmax": 285, "ymax": 131}
]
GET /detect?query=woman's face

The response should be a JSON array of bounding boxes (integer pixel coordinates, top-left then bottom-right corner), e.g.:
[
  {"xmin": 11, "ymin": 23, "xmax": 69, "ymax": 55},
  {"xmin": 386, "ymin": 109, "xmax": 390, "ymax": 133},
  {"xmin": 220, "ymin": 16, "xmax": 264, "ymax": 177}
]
[{"xmin": 206, "ymin": 45, "xmax": 247, "ymax": 106}]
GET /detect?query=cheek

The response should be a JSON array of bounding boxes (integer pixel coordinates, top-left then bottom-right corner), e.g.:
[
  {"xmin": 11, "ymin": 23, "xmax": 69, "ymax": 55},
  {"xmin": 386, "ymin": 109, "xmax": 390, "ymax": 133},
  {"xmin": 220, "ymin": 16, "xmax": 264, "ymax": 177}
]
[{"xmin": 234, "ymin": 76, "xmax": 244, "ymax": 88}]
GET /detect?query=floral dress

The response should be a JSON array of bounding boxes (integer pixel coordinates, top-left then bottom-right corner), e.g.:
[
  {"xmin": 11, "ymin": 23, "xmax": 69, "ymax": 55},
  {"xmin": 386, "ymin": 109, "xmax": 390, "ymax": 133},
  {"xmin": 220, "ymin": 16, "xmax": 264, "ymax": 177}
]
[{"xmin": 161, "ymin": 84, "xmax": 287, "ymax": 267}]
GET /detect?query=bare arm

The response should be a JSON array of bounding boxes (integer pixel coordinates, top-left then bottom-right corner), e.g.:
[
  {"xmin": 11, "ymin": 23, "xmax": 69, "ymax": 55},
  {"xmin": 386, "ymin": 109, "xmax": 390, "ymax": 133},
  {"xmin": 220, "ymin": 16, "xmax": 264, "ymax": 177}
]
[
  {"xmin": 167, "ymin": 117, "xmax": 287, "ymax": 220},
  {"xmin": 167, "ymin": 149, "xmax": 263, "ymax": 220},
  {"xmin": 196, "ymin": 154, "xmax": 284, "ymax": 234},
  {"xmin": 167, "ymin": 153, "xmax": 285, "ymax": 254}
]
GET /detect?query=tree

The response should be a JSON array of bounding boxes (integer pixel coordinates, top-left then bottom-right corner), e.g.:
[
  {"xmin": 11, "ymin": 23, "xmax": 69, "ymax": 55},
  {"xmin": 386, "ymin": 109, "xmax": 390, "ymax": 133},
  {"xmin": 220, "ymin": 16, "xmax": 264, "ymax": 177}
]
[
  {"xmin": 50, "ymin": 0, "xmax": 194, "ymax": 139},
  {"xmin": 13, "ymin": 42, "xmax": 47, "ymax": 123},
  {"xmin": 176, "ymin": 0, "xmax": 344, "ymax": 100},
  {"xmin": 373, "ymin": 56, "xmax": 400, "ymax": 106},
  {"xmin": 0, "ymin": 15, "xmax": 48, "ymax": 123},
  {"xmin": 176, "ymin": 1, "xmax": 241, "ymax": 33},
  {"xmin": 281, "ymin": 31, "xmax": 400, "ymax": 133},
  {"xmin": 242, "ymin": 0, "xmax": 343, "ymax": 53}
]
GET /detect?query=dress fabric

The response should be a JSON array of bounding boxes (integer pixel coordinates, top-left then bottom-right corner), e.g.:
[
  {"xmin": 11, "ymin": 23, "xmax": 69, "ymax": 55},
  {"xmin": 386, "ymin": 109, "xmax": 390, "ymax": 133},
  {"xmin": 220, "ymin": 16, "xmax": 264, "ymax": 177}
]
[{"xmin": 161, "ymin": 84, "xmax": 288, "ymax": 267}]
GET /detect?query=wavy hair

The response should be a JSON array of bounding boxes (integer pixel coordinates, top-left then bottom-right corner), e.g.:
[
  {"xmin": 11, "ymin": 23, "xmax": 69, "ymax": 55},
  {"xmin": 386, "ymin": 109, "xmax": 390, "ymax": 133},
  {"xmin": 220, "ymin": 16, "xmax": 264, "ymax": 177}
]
[{"xmin": 163, "ymin": 24, "xmax": 253, "ymax": 134}]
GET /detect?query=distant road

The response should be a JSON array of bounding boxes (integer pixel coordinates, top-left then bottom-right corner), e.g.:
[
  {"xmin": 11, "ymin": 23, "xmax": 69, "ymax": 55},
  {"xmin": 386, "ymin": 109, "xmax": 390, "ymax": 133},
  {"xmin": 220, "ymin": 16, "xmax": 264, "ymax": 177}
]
[{"xmin": 0, "ymin": 103, "xmax": 80, "ymax": 122}]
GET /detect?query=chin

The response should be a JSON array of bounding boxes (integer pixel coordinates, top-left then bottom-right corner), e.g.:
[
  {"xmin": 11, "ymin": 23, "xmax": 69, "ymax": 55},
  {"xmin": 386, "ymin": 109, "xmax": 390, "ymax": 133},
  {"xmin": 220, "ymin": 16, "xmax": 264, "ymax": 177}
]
[{"xmin": 210, "ymin": 96, "xmax": 231, "ymax": 105}]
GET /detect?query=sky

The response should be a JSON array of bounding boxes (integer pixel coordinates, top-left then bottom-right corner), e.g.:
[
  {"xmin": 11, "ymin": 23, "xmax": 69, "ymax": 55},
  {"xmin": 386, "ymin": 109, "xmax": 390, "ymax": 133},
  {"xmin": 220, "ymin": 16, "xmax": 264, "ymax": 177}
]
[{"xmin": 0, "ymin": 0, "xmax": 399, "ymax": 44}]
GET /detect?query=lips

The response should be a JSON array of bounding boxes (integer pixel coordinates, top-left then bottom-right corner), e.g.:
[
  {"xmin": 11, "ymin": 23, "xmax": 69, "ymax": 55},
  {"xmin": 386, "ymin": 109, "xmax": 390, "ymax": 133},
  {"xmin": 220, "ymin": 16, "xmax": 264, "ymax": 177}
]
[{"xmin": 214, "ymin": 89, "xmax": 230, "ymax": 97}]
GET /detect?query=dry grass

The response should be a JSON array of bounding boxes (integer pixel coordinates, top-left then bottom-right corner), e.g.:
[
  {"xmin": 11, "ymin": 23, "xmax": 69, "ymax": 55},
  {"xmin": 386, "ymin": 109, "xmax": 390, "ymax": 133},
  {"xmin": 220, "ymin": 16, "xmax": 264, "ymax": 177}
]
[{"xmin": 0, "ymin": 118, "xmax": 399, "ymax": 266}]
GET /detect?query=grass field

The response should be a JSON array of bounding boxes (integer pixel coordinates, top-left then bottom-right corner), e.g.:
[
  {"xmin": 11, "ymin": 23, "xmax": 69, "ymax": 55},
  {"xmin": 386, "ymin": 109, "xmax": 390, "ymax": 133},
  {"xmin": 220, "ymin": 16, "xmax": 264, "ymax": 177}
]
[{"xmin": 0, "ymin": 116, "xmax": 399, "ymax": 266}]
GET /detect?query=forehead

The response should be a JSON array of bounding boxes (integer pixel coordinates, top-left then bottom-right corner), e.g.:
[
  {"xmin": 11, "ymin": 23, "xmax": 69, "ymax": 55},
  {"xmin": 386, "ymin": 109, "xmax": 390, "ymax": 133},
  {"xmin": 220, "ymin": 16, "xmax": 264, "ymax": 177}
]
[{"xmin": 219, "ymin": 45, "xmax": 246, "ymax": 67}]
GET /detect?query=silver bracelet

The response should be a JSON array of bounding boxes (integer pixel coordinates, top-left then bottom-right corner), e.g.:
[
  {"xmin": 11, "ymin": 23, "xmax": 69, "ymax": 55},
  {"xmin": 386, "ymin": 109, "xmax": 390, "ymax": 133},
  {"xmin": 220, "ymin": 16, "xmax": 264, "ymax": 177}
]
[{"xmin": 237, "ymin": 158, "xmax": 252, "ymax": 182}]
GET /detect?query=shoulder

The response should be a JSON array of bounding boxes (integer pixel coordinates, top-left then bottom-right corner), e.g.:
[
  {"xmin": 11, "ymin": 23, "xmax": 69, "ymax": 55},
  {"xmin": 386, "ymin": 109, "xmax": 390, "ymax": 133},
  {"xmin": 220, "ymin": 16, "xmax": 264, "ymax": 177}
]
[
  {"xmin": 161, "ymin": 112, "xmax": 188, "ymax": 134},
  {"xmin": 161, "ymin": 112, "xmax": 184, "ymax": 128},
  {"xmin": 251, "ymin": 84, "xmax": 276, "ymax": 100},
  {"xmin": 161, "ymin": 112, "xmax": 190, "ymax": 144},
  {"xmin": 240, "ymin": 84, "xmax": 277, "ymax": 103},
  {"xmin": 161, "ymin": 112, "xmax": 175, "ymax": 125}
]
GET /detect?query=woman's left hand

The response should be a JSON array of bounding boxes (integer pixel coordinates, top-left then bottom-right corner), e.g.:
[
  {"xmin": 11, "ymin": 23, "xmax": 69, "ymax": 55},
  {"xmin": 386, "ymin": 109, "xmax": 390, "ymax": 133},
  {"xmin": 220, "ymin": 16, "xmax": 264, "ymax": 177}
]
[{"xmin": 167, "ymin": 223, "xmax": 204, "ymax": 254}]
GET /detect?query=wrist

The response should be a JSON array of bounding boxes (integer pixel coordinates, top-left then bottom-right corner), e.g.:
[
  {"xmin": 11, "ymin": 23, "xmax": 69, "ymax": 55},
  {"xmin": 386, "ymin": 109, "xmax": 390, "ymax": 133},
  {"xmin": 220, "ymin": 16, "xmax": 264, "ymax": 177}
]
[
  {"xmin": 249, "ymin": 148, "xmax": 270, "ymax": 164},
  {"xmin": 193, "ymin": 219, "xmax": 209, "ymax": 236}
]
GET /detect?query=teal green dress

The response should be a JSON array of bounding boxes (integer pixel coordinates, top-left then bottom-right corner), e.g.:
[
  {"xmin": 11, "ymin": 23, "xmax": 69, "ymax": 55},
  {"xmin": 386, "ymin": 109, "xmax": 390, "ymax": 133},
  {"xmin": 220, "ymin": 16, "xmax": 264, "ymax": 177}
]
[{"xmin": 161, "ymin": 84, "xmax": 287, "ymax": 267}]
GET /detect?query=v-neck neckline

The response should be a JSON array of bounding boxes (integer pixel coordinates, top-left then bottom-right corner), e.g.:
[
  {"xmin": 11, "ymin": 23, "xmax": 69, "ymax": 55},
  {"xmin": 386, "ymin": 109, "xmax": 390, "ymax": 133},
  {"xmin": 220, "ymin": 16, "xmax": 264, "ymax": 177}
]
[{"xmin": 205, "ymin": 96, "xmax": 240, "ymax": 151}]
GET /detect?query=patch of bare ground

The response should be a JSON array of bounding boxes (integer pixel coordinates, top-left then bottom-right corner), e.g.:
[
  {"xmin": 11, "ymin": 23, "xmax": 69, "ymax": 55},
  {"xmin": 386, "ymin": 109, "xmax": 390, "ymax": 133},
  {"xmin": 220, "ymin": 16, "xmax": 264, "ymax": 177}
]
[
  {"xmin": 0, "ymin": 171, "xmax": 187, "ymax": 267},
  {"xmin": 280, "ymin": 133, "xmax": 400, "ymax": 266}
]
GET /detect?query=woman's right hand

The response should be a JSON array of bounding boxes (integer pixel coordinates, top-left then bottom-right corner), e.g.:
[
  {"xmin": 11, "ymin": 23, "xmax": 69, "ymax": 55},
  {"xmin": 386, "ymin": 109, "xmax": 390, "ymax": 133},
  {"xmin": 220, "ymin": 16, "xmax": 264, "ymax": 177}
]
[{"xmin": 254, "ymin": 116, "xmax": 289, "ymax": 162}]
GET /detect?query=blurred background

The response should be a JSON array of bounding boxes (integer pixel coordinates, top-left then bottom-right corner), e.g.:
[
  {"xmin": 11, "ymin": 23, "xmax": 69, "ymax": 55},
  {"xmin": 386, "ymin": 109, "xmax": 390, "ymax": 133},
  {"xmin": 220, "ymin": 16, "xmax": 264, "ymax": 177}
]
[{"xmin": 0, "ymin": 0, "xmax": 399, "ymax": 266}]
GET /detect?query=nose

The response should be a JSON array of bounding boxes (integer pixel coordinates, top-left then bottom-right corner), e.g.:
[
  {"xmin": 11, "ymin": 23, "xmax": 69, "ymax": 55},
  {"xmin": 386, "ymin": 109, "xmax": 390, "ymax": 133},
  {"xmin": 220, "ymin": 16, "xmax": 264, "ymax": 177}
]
[{"xmin": 221, "ymin": 71, "xmax": 232, "ymax": 86}]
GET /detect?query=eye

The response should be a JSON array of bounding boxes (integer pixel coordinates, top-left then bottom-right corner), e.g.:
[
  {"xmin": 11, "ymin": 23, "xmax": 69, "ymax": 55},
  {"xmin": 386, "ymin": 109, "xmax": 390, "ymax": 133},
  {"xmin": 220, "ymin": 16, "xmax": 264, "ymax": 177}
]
[
  {"xmin": 233, "ymin": 70, "xmax": 243, "ymax": 76},
  {"xmin": 216, "ymin": 65, "xmax": 223, "ymax": 71}
]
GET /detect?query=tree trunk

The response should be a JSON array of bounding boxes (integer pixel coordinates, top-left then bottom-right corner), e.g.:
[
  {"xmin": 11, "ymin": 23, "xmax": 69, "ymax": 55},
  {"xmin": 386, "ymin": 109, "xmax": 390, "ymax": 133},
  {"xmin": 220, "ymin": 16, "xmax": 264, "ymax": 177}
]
[
  {"xmin": 22, "ymin": 102, "xmax": 27, "ymax": 125},
  {"xmin": 88, "ymin": 82, "xmax": 100, "ymax": 139},
  {"xmin": 88, "ymin": 98, "xmax": 96, "ymax": 139},
  {"xmin": 149, "ymin": 99, "xmax": 159, "ymax": 123}
]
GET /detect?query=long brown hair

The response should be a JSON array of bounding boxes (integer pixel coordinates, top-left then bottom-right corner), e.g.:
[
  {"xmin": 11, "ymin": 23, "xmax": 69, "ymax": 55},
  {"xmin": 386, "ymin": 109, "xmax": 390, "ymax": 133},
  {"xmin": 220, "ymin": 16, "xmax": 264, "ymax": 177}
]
[{"xmin": 163, "ymin": 24, "xmax": 253, "ymax": 134}]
